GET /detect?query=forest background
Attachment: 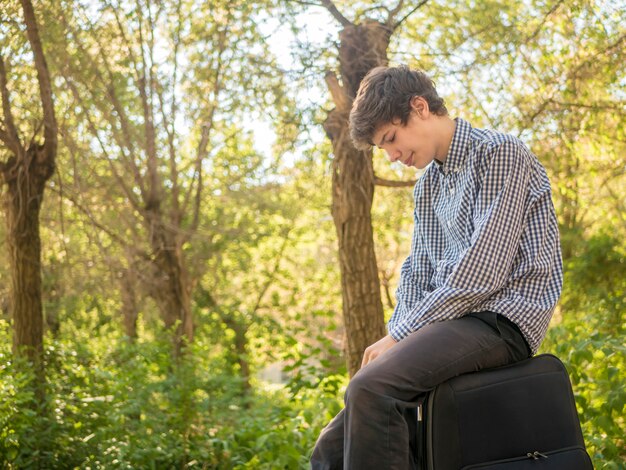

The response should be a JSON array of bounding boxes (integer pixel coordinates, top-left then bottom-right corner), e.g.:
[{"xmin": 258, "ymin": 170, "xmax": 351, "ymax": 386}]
[{"xmin": 0, "ymin": 0, "xmax": 624, "ymax": 468}]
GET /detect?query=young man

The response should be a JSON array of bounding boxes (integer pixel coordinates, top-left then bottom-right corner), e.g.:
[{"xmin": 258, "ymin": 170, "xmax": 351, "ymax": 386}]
[{"xmin": 311, "ymin": 65, "xmax": 563, "ymax": 469}]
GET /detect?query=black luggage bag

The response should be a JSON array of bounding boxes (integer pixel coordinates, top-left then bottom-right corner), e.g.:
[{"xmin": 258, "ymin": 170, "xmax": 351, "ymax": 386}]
[{"xmin": 416, "ymin": 354, "xmax": 593, "ymax": 469}]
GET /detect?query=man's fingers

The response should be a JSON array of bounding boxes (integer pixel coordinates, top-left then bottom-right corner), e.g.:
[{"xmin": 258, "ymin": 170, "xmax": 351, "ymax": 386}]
[
  {"xmin": 362, "ymin": 348, "xmax": 378, "ymax": 367},
  {"xmin": 362, "ymin": 347, "xmax": 373, "ymax": 367},
  {"xmin": 361, "ymin": 335, "xmax": 397, "ymax": 369}
]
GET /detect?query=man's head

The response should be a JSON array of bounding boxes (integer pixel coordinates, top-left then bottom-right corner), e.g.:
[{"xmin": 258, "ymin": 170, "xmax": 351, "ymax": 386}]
[{"xmin": 349, "ymin": 66, "xmax": 451, "ymax": 168}]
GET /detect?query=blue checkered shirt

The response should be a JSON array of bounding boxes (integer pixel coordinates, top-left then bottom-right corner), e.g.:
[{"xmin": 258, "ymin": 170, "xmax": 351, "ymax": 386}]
[{"xmin": 388, "ymin": 118, "xmax": 563, "ymax": 354}]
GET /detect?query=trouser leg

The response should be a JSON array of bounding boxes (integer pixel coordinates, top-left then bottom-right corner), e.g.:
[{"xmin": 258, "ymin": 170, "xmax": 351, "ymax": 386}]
[
  {"xmin": 311, "ymin": 313, "xmax": 529, "ymax": 470},
  {"xmin": 310, "ymin": 408, "xmax": 346, "ymax": 470},
  {"xmin": 310, "ymin": 402, "xmax": 418, "ymax": 470}
]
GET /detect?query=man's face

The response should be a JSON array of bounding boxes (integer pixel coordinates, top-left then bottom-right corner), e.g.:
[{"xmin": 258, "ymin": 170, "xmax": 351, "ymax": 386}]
[{"xmin": 372, "ymin": 98, "xmax": 438, "ymax": 170}]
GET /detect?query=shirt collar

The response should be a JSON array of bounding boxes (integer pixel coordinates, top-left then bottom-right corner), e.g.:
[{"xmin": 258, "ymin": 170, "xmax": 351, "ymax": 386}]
[{"xmin": 439, "ymin": 118, "xmax": 472, "ymax": 175}]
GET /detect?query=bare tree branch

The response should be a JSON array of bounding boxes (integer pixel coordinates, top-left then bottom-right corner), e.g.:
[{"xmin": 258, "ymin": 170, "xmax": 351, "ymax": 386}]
[
  {"xmin": 605, "ymin": 182, "xmax": 626, "ymax": 233},
  {"xmin": 59, "ymin": 6, "xmax": 148, "ymax": 200},
  {"xmin": 105, "ymin": 0, "xmax": 142, "ymax": 85},
  {"xmin": 549, "ymin": 100, "xmax": 626, "ymax": 112},
  {"xmin": 20, "ymin": 0, "xmax": 57, "ymax": 160},
  {"xmin": 391, "ymin": 0, "xmax": 428, "ymax": 32},
  {"xmin": 320, "ymin": 0, "xmax": 352, "ymax": 27},
  {"xmin": 523, "ymin": 98, "xmax": 553, "ymax": 129},
  {"xmin": 512, "ymin": 30, "xmax": 626, "ymax": 131},
  {"xmin": 157, "ymin": 0, "xmax": 184, "ymax": 224},
  {"xmin": 60, "ymin": 120, "xmax": 142, "ymax": 244},
  {"xmin": 524, "ymin": 0, "xmax": 565, "ymax": 45},
  {"xmin": 583, "ymin": 163, "xmax": 626, "ymax": 222},
  {"xmin": 569, "ymin": 33, "xmax": 626, "ymax": 81},
  {"xmin": 188, "ymin": 123, "xmax": 210, "ymax": 235},
  {"xmin": 325, "ymin": 70, "xmax": 351, "ymax": 113},
  {"xmin": 64, "ymin": 77, "xmax": 145, "ymax": 214},
  {"xmin": 73, "ymin": 4, "xmax": 151, "ymax": 206},
  {"xmin": 0, "ymin": 54, "xmax": 22, "ymax": 157},
  {"xmin": 386, "ymin": 0, "xmax": 404, "ymax": 25},
  {"xmin": 374, "ymin": 175, "xmax": 417, "ymax": 187},
  {"xmin": 136, "ymin": 0, "xmax": 160, "ymax": 210},
  {"xmin": 182, "ymin": 25, "xmax": 228, "ymax": 234},
  {"xmin": 252, "ymin": 228, "xmax": 291, "ymax": 314},
  {"xmin": 48, "ymin": 183, "xmax": 152, "ymax": 262}
]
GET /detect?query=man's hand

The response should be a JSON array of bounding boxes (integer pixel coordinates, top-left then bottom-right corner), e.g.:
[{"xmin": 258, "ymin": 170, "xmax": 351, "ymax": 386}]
[{"xmin": 361, "ymin": 334, "xmax": 398, "ymax": 368}]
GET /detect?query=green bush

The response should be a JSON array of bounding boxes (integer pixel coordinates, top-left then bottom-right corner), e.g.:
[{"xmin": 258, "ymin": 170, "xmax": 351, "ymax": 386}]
[
  {"xmin": 0, "ymin": 317, "xmax": 344, "ymax": 469},
  {"xmin": 540, "ymin": 231, "xmax": 626, "ymax": 469}
]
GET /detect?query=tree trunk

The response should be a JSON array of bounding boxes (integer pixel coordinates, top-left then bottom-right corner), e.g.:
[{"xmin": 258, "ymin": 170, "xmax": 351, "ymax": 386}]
[
  {"xmin": 4, "ymin": 148, "xmax": 52, "ymax": 380},
  {"xmin": 0, "ymin": 0, "xmax": 57, "ymax": 402},
  {"xmin": 147, "ymin": 213, "xmax": 193, "ymax": 355},
  {"xmin": 120, "ymin": 268, "xmax": 138, "ymax": 340},
  {"xmin": 324, "ymin": 20, "xmax": 391, "ymax": 377}
]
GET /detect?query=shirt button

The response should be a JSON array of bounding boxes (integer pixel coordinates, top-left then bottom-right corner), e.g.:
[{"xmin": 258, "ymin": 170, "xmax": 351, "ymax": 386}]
[{"xmin": 447, "ymin": 220, "xmax": 452, "ymax": 228}]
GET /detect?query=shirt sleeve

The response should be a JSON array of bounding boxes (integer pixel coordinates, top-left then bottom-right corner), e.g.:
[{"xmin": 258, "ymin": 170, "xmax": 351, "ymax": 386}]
[
  {"xmin": 387, "ymin": 207, "xmax": 434, "ymax": 338},
  {"xmin": 388, "ymin": 140, "xmax": 532, "ymax": 341}
]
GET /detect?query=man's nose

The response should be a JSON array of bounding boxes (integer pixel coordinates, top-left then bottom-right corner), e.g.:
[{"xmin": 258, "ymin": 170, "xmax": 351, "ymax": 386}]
[{"xmin": 387, "ymin": 148, "xmax": 401, "ymax": 162}]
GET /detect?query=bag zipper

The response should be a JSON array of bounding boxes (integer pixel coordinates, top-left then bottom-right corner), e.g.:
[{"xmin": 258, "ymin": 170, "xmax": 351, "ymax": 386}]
[
  {"xmin": 526, "ymin": 450, "xmax": 548, "ymax": 460},
  {"xmin": 462, "ymin": 445, "xmax": 589, "ymax": 469},
  {"xmin": 416, "ymin": 398, "xmax": 427, "ymax": 470}
]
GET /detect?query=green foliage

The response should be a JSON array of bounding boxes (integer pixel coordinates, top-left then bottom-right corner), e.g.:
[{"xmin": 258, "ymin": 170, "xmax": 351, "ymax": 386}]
[
  {"xmin": 540, "ymin": 231, "xmax": 626, "ymax": 469},
  {"xmin": 544, "ymin": 322, "xmax": 626, "ymax": 469},
  {"xmin": 0, "ymin": 314, "xmax": 345, "ymax": 469},
  {"xmin": 0, "ymin": 350, "xmax": 54, "ymax": 467},
  {"xmin": 1, "ymin": 318, "xmax": 220, "ymax": 468},
  {"xmin": 208, "ymin": 380, "xmax": 344, "ymax": 470}
]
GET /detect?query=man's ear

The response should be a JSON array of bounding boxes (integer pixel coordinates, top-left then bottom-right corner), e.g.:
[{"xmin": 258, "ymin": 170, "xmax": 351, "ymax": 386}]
[{"xmin": 410, "ymin": 96, "xmax": 430, "ymax": 117}]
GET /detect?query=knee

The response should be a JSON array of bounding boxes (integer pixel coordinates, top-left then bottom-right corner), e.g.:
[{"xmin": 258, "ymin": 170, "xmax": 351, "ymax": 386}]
[{"xmin": 344, "ymin": 368, "xmax": 384, "ymax": 407}]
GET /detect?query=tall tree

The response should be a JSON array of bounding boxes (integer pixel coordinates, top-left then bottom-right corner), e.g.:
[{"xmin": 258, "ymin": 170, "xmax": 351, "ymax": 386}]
[
  {"xmin": 0, "ymin": 0, "xmax": 58, "ymax": 387},
  {"xmin": 316, "ymin": 0, "xmax": 423, "ymax": 377},
  {"xmin": 53, "ymin": 0, "xmax": 297, "ymax": 354},
  {"xmin": 58, "ymin": 0, "xmax": 196, "ymax": 353}
]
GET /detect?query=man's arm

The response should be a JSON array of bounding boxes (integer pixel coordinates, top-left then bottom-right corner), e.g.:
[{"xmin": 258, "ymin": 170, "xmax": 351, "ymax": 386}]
[
  {"xmin": 389, "ymin": 140, "xmax": 533, "ymax": 341},
  {"xmin": 387, "ymin": 182, "xmax": 435, "ymax": 341},
  {"xmin": 362, "ymin": 231, "xmax": 437, "ymax": 366},
  {"xmin": 361, "ymin": 183, "xmax": 434, "ymax": 366}
]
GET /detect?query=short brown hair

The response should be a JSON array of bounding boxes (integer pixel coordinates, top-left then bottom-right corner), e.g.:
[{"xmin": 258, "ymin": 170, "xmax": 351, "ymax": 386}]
[{"xmin": 349, "ymin": 65, "xmax": 448, "ymax": 150}]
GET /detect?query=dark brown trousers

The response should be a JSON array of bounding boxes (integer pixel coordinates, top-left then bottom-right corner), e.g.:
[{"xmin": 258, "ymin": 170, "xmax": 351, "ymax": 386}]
[{"xmin": 310, "ymin": 312, "xmax": 530, "ymax": 470}]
